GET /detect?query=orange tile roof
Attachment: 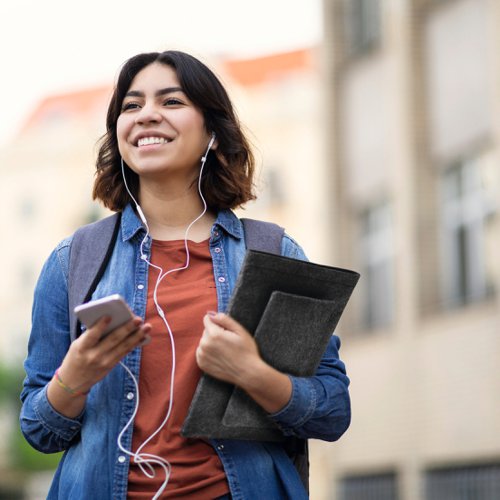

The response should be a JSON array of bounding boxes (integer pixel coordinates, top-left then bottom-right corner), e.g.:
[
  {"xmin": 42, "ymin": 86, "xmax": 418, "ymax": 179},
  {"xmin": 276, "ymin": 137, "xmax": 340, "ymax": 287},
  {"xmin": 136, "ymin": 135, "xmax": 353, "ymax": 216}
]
[
  {"xmin": 20, "ymin": 48, "xmax": 315, "ymax": 133},
  {"xmin": 22, "ymin": 85, "xmax": 112, "ymax": 131},
  {"xmin": 223, "ymin": 48, "xmax": 316, "ymax": 87}
]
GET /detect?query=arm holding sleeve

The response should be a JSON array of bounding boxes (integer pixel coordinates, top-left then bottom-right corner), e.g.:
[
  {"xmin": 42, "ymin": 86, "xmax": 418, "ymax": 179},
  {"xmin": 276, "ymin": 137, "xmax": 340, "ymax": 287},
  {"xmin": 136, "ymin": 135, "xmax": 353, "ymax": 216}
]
[{"xmin": 269, "ymin": 335, "xmax": 351, "ymax": 441}]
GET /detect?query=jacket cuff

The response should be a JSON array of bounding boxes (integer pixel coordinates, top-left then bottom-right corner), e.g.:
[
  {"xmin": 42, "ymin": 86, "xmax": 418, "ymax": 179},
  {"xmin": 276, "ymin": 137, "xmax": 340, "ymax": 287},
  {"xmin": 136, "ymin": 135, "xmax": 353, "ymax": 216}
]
[
  {"xmin": 33, "ymin": 385, "xmax": 84, "ymax": 441},
  {"xmin": 269, "ymin": 376, "xmax": 316, "ymax": 434}
]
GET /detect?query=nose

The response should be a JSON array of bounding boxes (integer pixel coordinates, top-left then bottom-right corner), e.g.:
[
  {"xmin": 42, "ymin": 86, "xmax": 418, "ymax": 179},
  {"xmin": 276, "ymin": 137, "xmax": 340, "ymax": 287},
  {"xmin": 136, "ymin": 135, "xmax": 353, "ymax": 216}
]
[{"xmin": 135, "ymin": 102, "xmax": 162, "ymax": 125}]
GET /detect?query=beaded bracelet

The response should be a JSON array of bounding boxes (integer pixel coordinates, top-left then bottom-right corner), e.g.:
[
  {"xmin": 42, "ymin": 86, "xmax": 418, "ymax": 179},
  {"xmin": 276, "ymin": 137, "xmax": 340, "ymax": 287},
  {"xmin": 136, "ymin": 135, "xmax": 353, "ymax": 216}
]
[{"xmin": 54, "ymin": 368, "xmax": 90, "ymax": 397}]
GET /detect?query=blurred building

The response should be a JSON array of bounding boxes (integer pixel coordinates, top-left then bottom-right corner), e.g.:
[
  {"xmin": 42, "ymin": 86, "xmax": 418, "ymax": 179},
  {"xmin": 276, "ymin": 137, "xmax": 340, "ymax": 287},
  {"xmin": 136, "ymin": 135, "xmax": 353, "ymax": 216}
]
[
  {"xmin": 0, "ymin": 86, "xmax": 112, "ymax": 363},
  {"xmin": 221, "ymin": 48, "xmax": 328, "ymax": 262},
  {"xmin": 317, "ymin": 0, "xmax": 500, "ymax": 499}
]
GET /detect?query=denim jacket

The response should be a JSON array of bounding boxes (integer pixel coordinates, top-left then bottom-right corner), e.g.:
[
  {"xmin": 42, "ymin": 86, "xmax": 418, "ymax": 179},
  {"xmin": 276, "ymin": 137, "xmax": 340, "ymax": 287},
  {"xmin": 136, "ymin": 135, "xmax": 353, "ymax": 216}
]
[{"xmin": 20, "ymin": 204, "xmax": 351, "ymax": 499}]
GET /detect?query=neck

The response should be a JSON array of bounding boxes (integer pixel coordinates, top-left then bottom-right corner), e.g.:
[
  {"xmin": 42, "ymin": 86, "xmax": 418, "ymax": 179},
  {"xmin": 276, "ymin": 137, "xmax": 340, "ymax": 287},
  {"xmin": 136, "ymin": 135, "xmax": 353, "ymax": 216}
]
[{"xmin": 137, "ymin": 176, "xmax": 215, "ymax": 242}]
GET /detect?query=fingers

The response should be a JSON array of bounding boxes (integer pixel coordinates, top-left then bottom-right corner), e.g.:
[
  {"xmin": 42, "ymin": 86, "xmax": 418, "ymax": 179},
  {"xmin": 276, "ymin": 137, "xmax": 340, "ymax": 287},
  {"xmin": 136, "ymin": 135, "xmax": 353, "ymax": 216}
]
[
  {"xmin": 199, "ymin": 312, "xmax": 258, "ymax": 358},
  {"xmin": 203, "ymin": 312, "xmax": 247, "ymax": 336},
  {"xmin": 79, "ymin": 316, "xmax": 143, "ymax": 349},
  {"xmin": 197, "ymin": 314, "xmax": 262, "ymax": 386},
  {"xmin": 71, "ymin": 316, "xmax": 150, "ymax": 370},
  {"xmin": 59, "ymin": 313, "xmax": 151, "ymax": 400},
  {"xmin": 97, "ymin": 317, "xmax": 143, "ymax": 348},
  {"xmin": 106, "ymin": 323, "xmax": 152, "ymax": 363},
  {"xmin": 78, "ymin": 315, "xmax": 113, "ymax": 348}
]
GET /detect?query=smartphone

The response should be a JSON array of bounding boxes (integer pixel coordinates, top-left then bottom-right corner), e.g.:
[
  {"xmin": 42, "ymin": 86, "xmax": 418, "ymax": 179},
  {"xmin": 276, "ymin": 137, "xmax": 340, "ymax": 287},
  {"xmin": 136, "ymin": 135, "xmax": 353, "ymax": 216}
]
[{"xmin": 74, "ymin": 294, "xmax": 134, "ymax": 338}]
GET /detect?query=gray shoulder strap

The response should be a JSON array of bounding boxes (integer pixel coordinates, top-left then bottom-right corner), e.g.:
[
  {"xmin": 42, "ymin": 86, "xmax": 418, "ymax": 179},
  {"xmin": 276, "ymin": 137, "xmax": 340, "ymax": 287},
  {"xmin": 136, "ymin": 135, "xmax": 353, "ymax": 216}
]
[
  {"xmin": 240, "ymin": 218, "xmax": 285, "ymax": 255},
  {"xmin": 68, "ymin": 213, "xmax": 121, "ymax": 341}
]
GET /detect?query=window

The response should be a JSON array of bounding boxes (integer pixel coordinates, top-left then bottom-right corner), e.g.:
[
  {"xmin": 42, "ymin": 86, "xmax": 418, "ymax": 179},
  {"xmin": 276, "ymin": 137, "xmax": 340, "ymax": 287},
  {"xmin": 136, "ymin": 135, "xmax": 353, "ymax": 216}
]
[
  {"xmin": 426, "ymin": 464, "xmax": 500, "ymax": 500},
  {"xmin": 359, "ymin": 202, "xmax": 394, "ymax": 330},
  {"xmin": 343, "ymin": 0, "xmax": 382, "ymax": 57},
  {"xmin": 340, "ymin": 472, "xmax": 399, "ymax": 500},
  {"xmin": 440, "ymin": 156, "xmax": 496, "ymax": 308}
]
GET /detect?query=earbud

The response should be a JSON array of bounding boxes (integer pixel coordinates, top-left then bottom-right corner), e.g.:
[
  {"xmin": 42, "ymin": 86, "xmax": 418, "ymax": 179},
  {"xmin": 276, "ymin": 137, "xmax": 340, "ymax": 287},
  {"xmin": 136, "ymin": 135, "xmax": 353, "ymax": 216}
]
[
  {"xmin": 208, "ymin": 132, "xmax": 216, "ymax": 150},
  {"xmin": 201, "ymin": 133, "xmax": 216, "ymax": 162}
]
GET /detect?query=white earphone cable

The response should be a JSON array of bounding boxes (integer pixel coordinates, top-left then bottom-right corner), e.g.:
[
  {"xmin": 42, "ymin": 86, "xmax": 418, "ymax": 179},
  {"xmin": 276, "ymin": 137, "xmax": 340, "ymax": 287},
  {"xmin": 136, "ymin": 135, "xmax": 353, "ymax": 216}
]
[{"xmin": 117, "ymin": 135, "xmax": 215, "ymax": 498}]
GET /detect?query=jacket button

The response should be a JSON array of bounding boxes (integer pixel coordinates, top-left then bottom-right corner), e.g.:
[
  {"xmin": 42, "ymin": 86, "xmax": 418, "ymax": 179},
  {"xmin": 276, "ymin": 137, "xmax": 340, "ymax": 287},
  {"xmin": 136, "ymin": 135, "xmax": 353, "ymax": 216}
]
[
  {"xmin": 218, "ymin": 277, "xmax": 226, "ymax": 283},
  {"xmin": 118, "ymin": 455, "xmax": 126, "ymax": 463},
  {"xmin": 217, "ymin": 444, "xmax": 224, "ymax": 451},
  {"xmin": 214, "ymin": 247, "xmax": 221, "ymax": 253},
  {"xmin": 126, "ymin": 392, "xmax": 134, "ymax": 400}
]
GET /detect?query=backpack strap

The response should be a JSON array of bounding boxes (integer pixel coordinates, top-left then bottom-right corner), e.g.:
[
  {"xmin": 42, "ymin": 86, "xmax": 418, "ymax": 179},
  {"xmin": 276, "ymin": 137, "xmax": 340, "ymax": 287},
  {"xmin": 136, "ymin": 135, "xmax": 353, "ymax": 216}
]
[
  {"xmin": 68, "ymin": 212, "xmax": 121, "ymax": 342},
  {"xmin": 240, "ymin": 218, "xmax": 284, "ymax": 254}
]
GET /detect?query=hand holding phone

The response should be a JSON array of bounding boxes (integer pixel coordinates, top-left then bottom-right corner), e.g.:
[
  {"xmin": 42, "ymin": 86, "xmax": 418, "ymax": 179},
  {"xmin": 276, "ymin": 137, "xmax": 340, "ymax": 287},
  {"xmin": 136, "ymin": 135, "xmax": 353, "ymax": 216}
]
[{"xmin": 74, "ymin": 294, "xmax": 134, "ymax": 339}]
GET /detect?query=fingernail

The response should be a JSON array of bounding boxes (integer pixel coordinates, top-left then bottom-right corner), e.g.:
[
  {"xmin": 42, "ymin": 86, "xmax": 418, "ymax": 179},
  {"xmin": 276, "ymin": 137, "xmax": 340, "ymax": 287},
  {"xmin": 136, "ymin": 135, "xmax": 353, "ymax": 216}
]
[{"xmin": 206, "ymin": 311, "xmax": 217, "ymax": 317}]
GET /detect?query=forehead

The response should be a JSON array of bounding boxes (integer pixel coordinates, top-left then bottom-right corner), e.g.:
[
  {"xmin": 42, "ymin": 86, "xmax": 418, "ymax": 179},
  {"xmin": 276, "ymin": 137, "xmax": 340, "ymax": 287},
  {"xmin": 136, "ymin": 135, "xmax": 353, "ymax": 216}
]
[{"xmin": 127, "ymin": 62, "xmax": 181, "ymax": 92}]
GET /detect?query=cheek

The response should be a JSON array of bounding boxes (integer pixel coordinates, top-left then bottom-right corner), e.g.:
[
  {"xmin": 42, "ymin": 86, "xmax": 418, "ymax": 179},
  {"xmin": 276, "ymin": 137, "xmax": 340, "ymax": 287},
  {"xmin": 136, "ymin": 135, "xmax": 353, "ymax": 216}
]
[
  {"xmin": 181, "ymin": 111, "xmax": 210, "ymax": 145},
  {"xmin": 116, "ymin": 117, "xmax": 132, "ymax": 155}
]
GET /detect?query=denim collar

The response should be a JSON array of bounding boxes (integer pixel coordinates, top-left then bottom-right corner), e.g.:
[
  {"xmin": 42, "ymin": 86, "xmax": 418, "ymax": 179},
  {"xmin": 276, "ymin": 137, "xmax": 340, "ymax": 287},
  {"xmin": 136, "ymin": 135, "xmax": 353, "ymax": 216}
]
[
  {"xmin": 213, "ymin": 208, "xmax": 244, "ymax": 240},
  {"xmin": 120, "ymin": 204, "xmax": 145, "ymax": 242},
  {"xmin": 120, "ymin": 203, "xmax": 243, "ymax": 242}
]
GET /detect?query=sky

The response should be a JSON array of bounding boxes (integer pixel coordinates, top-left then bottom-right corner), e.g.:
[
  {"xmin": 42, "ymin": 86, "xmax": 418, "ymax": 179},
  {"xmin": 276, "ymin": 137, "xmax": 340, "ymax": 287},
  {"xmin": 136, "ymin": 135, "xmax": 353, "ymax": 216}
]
[{"xmin": 0, "ymin": 0, "xmax": 322, "ymax": 146}]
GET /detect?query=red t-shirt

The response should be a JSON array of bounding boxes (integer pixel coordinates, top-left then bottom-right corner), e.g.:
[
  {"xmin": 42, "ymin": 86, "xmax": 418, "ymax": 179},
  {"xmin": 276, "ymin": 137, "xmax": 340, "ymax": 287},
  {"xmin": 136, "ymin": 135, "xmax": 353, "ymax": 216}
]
[{"xmin": 127, "ymin": 239, "xmax": 229, "ymax": 499}]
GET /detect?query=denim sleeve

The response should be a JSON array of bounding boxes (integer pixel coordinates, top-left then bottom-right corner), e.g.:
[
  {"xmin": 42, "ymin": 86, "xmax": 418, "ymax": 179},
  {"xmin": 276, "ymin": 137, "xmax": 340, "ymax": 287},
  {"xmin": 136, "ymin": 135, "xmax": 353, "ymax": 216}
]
[
  {"xmin": 269, "ymin": 335, "xmax": 351, "ymax": 441},
  {"xmin": 20, "ymin": 238, "xmax": 84, "ymax": 453},
  {"xmin": 269, "ymin": 235, "xmax": 352, "ymax": 442},
  {"xmin": 280, "ymin": 234, "xmax": 308, "ymax": 262}
]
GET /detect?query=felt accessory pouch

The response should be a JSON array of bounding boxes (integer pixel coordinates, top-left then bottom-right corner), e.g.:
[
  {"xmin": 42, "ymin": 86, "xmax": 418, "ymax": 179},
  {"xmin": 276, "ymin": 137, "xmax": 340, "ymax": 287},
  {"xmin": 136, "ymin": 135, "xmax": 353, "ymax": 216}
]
[{"xmin": 182, "ymin": 250, "xmax": 360, "ymax": 441}]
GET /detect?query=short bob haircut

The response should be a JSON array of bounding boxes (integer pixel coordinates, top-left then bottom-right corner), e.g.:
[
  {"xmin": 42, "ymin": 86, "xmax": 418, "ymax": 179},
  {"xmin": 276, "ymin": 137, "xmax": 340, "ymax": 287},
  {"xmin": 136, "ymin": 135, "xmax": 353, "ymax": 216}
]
[{"xmin": 93, "ymin": 50, "xmax": 256, "ymax": 212}]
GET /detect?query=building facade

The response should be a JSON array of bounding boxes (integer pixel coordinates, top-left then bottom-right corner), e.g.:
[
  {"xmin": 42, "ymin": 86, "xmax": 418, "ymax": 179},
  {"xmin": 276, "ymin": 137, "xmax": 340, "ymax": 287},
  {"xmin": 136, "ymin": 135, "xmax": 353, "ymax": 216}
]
[{"xmin": 318, "ymin": 0, "xmax": 500, "ymax": 499}]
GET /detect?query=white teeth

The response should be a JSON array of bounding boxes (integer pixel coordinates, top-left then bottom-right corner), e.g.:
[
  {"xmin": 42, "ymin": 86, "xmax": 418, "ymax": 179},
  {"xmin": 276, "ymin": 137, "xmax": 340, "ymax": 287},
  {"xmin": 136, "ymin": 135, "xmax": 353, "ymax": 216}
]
[{"xmin": 137, "ymin": 136, "xmax": 169, "ymax": 147}]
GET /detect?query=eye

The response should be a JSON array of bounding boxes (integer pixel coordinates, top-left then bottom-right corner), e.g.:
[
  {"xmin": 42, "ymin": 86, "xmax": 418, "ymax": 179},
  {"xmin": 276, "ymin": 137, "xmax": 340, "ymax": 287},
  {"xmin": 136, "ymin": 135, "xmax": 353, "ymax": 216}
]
[
  {"xmin": 163, "ymin": 98, "xmax": 183, "ymax": 106},
  {"xmin": 121, "ymin": 102, "xmax": 141, "ymax": 112}
]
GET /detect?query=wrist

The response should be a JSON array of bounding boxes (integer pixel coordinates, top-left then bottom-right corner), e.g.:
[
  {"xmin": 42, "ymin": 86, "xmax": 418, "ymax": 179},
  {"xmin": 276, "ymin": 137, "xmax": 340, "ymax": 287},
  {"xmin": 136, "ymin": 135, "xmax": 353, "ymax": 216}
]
[
  {"xmin": 237, "ymin": 357, "xmax": 273, "ymax": 393},
  {"xmin": 53, "ymin": 367, "xmax": 90, "ymax": 398},
  {"xmin": 236, "ymin": 359, "xmax": 293, "ymax": 414}
]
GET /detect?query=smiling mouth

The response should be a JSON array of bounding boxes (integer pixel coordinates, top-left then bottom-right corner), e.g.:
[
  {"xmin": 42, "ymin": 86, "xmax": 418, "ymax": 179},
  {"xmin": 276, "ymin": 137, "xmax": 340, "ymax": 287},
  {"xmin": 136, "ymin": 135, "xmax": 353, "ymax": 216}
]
[{"xmin": 137, "ymin": 136, "xmax": 171, "ymax": 147}]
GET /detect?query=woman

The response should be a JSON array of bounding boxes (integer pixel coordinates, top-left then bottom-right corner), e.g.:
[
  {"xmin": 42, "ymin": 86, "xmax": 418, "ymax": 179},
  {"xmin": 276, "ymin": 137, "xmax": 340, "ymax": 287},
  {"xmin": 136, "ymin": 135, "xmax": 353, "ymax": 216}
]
[{"xmin": 20, "ymin": 51, "xmax": 351, "ymax": 499}]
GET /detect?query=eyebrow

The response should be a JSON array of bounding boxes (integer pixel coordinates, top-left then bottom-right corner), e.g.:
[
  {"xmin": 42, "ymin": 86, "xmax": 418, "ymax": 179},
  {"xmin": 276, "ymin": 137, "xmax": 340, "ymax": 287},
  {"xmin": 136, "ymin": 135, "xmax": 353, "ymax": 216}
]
[{"xmin": 124, "ymin": 86, "xmax": 184, "ymax": 98}]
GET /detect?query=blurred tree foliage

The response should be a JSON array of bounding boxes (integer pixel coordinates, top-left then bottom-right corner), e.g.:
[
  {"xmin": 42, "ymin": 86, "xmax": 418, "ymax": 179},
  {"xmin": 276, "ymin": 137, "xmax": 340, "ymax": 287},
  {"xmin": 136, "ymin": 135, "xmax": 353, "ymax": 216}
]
[{"xmin": 0, "ymin": 364, "xmax": 62, "ymax": 472}]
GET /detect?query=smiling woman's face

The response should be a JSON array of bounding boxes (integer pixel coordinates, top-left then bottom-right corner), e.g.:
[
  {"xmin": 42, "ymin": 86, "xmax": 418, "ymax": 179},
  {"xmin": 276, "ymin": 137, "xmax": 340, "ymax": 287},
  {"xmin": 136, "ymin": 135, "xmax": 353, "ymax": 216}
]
[{"xmin": 116, "ymin": 62, "xmax": 211, "ymax": 181}]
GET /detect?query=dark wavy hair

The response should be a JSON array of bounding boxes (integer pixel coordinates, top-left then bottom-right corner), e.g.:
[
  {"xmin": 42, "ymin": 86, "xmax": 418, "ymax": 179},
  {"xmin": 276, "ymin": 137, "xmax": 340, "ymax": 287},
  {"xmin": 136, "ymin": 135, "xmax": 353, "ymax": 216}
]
[{"xmin": 93, "ymin": 51, "xmax": 256, "ymax": 211}]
